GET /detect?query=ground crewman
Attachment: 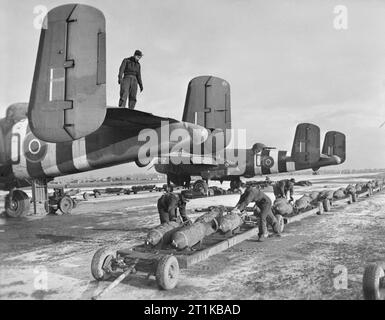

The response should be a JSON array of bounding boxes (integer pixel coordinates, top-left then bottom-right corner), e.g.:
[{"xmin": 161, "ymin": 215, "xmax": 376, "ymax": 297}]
[
  {"xmin": 157, "ymin": 191, "xmax": 189, "ymax": 224},
  {"xmin": 273, "ymin": 178, "xmax": 295, "ymax": 202},
  {"xmin": 234, "ymin": 186, "xmax": 280, "ymax": 241},
  {"xmin": 118, "ymin": 50, "xmax": 144, "ymax": 109}
]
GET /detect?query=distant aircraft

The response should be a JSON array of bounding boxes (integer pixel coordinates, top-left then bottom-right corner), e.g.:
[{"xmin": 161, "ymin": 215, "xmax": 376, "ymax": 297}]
[
  {"xmin": 0, "ymin": 4, "xmax": 218, "ymax": 217},
  {"xmin": 154, "ymin": 77, "xmax": 346, "ymax": 192}
]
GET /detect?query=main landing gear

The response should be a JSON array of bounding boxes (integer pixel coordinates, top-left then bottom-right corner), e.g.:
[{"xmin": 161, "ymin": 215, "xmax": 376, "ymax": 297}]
[
  {"xmin": 3, "ymin": 179, "xmax": 76, "ymax": 218},
  {"xmin": 4, "ymin": 190, "xmax": 30, "ymax": 218}
]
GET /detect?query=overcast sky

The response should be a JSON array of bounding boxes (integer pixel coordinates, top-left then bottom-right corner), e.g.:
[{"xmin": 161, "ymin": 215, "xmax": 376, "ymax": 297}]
[{"xmin": 1, "ymin": 0, "xmax": 385, "ymax": 178}]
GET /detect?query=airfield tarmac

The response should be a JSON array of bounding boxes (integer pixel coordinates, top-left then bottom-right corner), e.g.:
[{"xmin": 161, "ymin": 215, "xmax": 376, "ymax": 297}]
[{"xmin": 0, "ymin": 172, "xmax": 385, "ymax": 300}]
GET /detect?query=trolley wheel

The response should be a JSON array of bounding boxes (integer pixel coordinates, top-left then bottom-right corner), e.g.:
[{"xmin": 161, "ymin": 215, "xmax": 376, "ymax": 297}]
[
  {"xmin": 322, "ymin": 199, "xmax": 331, "ymax": 212},
  {"xmin": 5, "ymin": 190, "xmax": 30, "ymax": 218},
  {"xmin": 351, "ymin": 193, "xmax": 357, "ymax": 203},
  {"xmin": 83, "ymin": 192, "xmax": 90, "ymax": 201},
  {"xmin": 317, "ymin": 202, "xmax": 324, "ymax": 215},
  {"xmin": 156, "ymin": 255, "xmax": 179, "ymax": 290},
  {"xmin": 273, "ymin": 214, "xmax": 284, "ymax": 233},
  {"xmin": 363, "ymin": 263, "xmax": 385, "ymax": 300},
  {"xmin": 91, "ymin": 248, "xmax": 115, "ymax": 281},
  {"xmin": 59, "ymin": 196, "xmax": 73, "ymax": 214}
]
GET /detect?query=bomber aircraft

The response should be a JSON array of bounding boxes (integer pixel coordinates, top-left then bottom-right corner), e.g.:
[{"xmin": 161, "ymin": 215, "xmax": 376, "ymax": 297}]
[
  {"xmin": 0, "ymin": 4, "xmax": 221, "ymax": 217},
  {"xmin": 153, "ymin": 76, "xmax": 346, "ymax": 193}
]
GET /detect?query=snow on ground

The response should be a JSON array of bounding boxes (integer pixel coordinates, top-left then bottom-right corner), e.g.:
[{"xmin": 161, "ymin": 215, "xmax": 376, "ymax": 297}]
[{"xmin": 0, "ymin": 172, "xmax": 384, "ymax": 300}]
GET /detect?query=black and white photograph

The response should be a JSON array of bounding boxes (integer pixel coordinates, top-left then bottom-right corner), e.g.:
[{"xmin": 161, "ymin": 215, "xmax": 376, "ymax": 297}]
[{"xmin": 0, "ymin": 0, "xmax": 385, "ymax": 305}]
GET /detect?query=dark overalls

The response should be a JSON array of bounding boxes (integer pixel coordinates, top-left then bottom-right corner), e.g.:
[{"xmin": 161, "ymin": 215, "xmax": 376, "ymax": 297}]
[
  {"xmin": 235, "ymin": 186, "xmax": 279, "ymax": 238},
  {"xmin": 157, "ymin": 192, "xmax": 188, "ymax": 224},
  {"xmin": 118, "ymin": 57, "xmax": 143, "ymax": 109},
  {"xmin": 273, "ymin": 179, "xmax": 294, "ymax": 201}
]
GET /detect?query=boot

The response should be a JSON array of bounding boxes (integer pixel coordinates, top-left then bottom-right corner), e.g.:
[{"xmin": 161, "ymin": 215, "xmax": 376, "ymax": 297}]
[{"xmin": 258, "ymin": 232, "xmax": 269, "ymax": 242}]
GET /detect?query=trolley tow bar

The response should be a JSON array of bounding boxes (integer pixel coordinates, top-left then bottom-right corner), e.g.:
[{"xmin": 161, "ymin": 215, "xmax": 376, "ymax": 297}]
[{"xmin": 92, "ymin": 259, "xmax": 139, "ymax": 300}]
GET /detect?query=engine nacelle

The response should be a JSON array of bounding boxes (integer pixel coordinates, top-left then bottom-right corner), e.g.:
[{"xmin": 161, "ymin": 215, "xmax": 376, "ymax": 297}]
[{"xmin": 251, "ymin": 143, "xmax": 266, "ymax": 154}]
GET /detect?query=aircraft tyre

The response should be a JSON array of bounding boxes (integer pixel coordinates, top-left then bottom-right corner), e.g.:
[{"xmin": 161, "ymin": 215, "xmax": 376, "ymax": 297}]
[
  {"xmin": 363, "ymin": 263, "xmax": 385, "ymax": 300},
  {"xmin": 5, "ymin": 190, "xmax": 30, "ymax": 218},
  {"xmin": 156, "ymin": 255, "xmax": 179, "ymax": 290}
]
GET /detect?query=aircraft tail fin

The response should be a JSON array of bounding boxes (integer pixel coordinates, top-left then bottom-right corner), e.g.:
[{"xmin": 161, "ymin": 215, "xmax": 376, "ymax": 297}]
[
  {"xmin": 182, "ymin": 76, "xmax": 231, "ymax": 151},
  {"xmin": 291, "ymin": 123, "xmax": 320, "ymax": 167},
  {"xmin": 322, "ymin": 131, "xmax": 346, "ymax": 163},
  {"xmin": 28, "ymin": 4, "xmax": 107, "ymax": 143}
]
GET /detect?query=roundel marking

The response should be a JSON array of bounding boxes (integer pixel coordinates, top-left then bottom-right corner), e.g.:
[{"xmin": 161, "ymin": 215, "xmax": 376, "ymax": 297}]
[
  {"xmin": 262, "ymin": 156, "xmax": 274, "ymax": 169},
  {"xmin": 23, "ymin": 134, "xmax": 48, "ymax": 163},
  {"xmin": 28, "ymin": 139, "xmax": 41, "ymax": 155}
]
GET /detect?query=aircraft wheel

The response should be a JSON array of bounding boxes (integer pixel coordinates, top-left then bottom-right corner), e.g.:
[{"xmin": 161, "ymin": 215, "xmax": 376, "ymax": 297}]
[
  {"xmin": 5, "ymin": 190, "xmax": 30, "ymax": 218},
  {"xmin": 322, "ymin": 199, "xmax": 331, "ymax": 212},
  {"xmin": 193, "ymin": 180, "xmax": 208, "ymax": 194},
  {"xmin": 59, "ymin": 196, "xmax": 73, "ymax": 215},
  {"xmin": 363, "ymin": 263, "xmax": 385, "ymax": 300},
  {"xmin": 83, "ymin": 192, "xmax": 89, "ymax": 201},
  {"xmin": 156, "ymin": 255, "xmax": 179, "ymax": 290},
  {"xmin": 91, "ymin": 248, "xmax": 115, "ymax": 281}
]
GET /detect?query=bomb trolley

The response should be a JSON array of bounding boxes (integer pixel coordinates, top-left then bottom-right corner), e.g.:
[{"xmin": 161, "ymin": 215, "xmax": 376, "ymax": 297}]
[{"xmin": 90, "ymin": 221, "xmax": 262, "ymax": 299}]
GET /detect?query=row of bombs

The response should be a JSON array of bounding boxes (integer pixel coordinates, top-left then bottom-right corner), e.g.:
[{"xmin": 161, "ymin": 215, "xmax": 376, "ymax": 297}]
[
  {"xmin": 145, "ymin": 180, "xmax": 384, "ymax": 250},
  {"xmin": 146, "ymin": 206, "xmax": 243, "ymax": 250},
  {"xmin": 273, "ymin": 180, "xmax": 384, "ymax": 216}
]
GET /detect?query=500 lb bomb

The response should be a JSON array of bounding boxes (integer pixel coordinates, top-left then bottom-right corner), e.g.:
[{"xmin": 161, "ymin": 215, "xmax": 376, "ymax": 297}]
[
  {"xmin": 146, "ymin": 221, "xmax": 181, "ymax": 246},
  {"xmin": 273, "ymin": 198, "xmax": 293, "ymax": 216},
  {"xmin": 318, "ymin": 190, "xmax": 334, "ymax": 201},
  {"xmin": 295, "ymin": 195, "xmax": 312, "ymax": 211},
  {"xmin": 218, "ymin": 212, "xmax": 243, "ymax": 233},
  {"xmin": 333, "ymin": 188, "xmax": 345, "ymax": 199},
  {"xmin": 171, "ymin": 206, "xmax": 224, "ymax": 250}
]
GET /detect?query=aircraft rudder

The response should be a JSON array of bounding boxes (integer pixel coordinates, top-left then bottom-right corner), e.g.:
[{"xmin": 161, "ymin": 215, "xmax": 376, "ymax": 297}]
[
  {"xmin": 322, "ymin": 131, "xmax": 346, "ymax": 163},
  {"xmin": 28, "ymin": 4, "xmax": 107, "ymax": 143}
]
